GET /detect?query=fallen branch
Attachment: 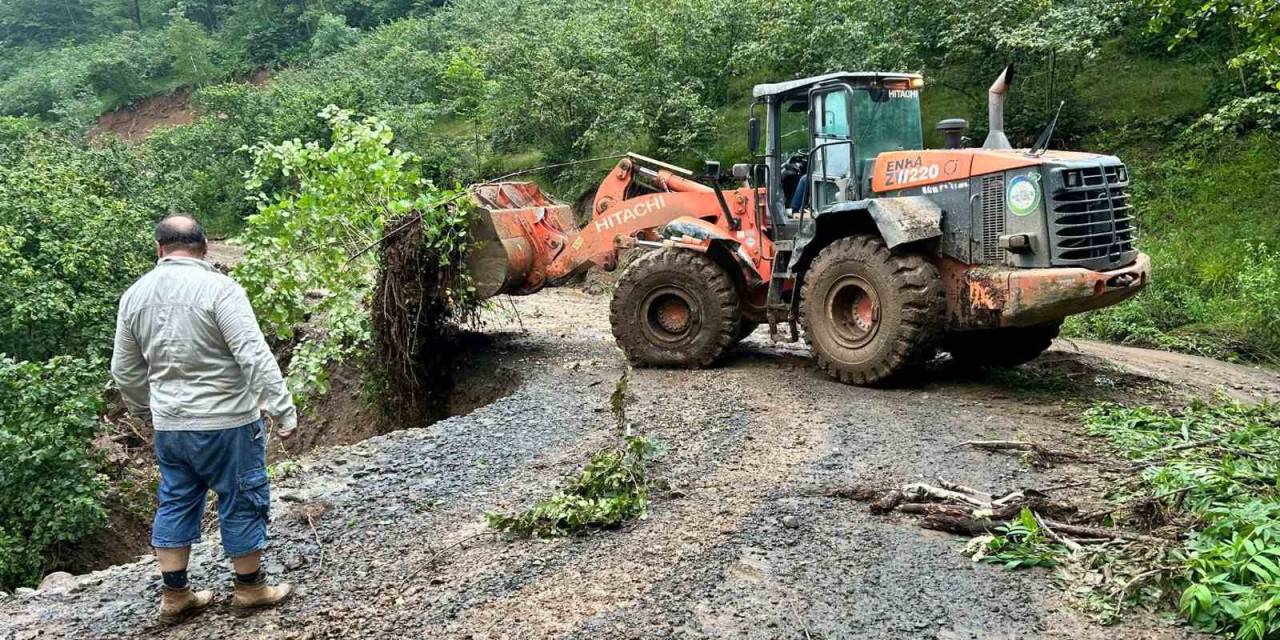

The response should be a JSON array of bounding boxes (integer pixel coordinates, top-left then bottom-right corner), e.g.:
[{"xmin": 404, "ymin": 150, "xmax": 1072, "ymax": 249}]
[
  {"xmin": 1039, "ymin": 520, "xmax": 1173, "ymax": 545},
  {"xmin": 921, "ymin": 513, "xmax": 1002, "ymax": 535},
  {"xmin": 402, "ymin": 532, "xmax": 497, "ymax": 581},
  {"xmin": 935, "ymin": 477, "xmax": 993, "ymax": 503},
  {"xmin": 903, "ymin": 482, "xmax": 990, "ymax": 508},
  {"xmin": 306, "ymin": 513, "xmax": 325, "ymax": 572},
  {"xmin": 1034, "ymin": 511, "xmax": 1083, "ymax": 553},
  {"xmin": 961, "ymin": 440, "xmax": 1090, "ymax": 461}
]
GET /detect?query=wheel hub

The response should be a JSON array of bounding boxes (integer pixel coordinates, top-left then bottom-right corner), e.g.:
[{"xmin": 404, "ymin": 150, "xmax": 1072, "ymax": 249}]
[
  {"xmin": 655, "ymin": 298, "xmax": 691, "ymax": 333},
  {"xmin": 825, "ymin": 275, "xmax": 881, "ymax": 349},
  {"xmin": 641, "ymin": 286, "xmax": 700, "ymax": 344}
]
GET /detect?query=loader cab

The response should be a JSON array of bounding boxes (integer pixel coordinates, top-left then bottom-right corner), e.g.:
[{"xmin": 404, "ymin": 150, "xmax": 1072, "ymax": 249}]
[{"xmin": 750, "ymin": 72, "xmax": 925, "ymax": 230}]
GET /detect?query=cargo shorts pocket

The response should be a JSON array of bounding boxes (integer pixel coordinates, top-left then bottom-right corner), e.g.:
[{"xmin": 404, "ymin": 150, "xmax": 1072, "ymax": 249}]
[{"xmin": 237, "ymin": 467, "xmax": 271, "ymax": 519}]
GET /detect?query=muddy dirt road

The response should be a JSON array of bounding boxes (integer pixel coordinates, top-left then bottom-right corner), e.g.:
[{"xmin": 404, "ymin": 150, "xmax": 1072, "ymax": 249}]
[{"xmin": 4, "ymin": 289, "xmax": 1276, "ymax": 640}]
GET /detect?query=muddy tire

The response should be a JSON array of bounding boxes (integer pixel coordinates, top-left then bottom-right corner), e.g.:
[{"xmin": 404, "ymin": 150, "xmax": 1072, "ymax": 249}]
[
  {"xmin": 944, "ymin": 322, "xmax": 1061, "ymax": 368},
  {"xmin": 799, "ymin": 235, "xmax": 944, "ymax": 385},
  {"xmin": 610, "ymin": 249, "xmax": 742, "ymax": 368}
]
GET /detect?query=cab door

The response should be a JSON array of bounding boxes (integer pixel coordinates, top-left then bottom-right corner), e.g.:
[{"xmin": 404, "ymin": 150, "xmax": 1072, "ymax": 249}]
[{"xmin": 807, "ymin": 87, "xmax": 856, "ymax": 212}]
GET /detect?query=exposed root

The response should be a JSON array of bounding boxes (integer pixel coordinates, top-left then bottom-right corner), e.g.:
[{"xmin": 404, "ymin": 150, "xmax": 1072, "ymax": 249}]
[{"xmin": 372, "ymin": 212, "xmax": 477, "ymax": 425}]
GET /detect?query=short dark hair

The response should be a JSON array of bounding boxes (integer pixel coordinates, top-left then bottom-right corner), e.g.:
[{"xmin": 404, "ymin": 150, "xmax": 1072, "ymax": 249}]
[{"xmin": 154, "ymin": 216, "xmax": 207, "ymax": 255}]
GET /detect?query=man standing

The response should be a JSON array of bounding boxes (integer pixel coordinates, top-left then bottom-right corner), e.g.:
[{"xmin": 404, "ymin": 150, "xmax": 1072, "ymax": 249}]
[{"xmin": 111, "ymin": 216, "xmax": 297, "ymax": 623}]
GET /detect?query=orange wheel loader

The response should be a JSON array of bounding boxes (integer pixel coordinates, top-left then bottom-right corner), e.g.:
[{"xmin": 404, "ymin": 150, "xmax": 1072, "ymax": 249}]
[{"xmin": 465, "ymin": 67, "xmax": 1151, "ymax": 385}]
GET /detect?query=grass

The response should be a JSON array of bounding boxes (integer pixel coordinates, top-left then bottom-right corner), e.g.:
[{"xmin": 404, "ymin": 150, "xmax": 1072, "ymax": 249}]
[
  {"xmin": 967, "ymin": 398, "xmax": 1280, "ymax": 639},
  {"xmin": 1065, "ymin": 134, "xmax": 1280, "ymax": 363},
  {"xmin": 1055, "ymin": 42, "xmax": 1280, "ymax": 364},
  {"xmin": 1082, "ymin": 399, "xmax": 1280, "ymax": 639},
  {"xmin": 1076, "ymin": 42, "xmax": 1211, "ymax": 127}
]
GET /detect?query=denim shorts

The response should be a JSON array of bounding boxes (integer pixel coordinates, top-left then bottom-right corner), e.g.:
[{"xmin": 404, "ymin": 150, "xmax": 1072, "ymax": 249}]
[{"xmin": 152, "ymin": 420, "xmax": 270, "ymax": 557}]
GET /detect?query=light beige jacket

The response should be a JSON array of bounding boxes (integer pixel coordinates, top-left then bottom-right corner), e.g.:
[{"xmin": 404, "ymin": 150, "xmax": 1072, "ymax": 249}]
[{"xmin": 110, "ymin": 257, "xmax": 297, "ymax": 432}]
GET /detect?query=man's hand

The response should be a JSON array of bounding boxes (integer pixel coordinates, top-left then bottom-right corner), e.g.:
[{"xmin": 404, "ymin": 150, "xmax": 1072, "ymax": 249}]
[{"xmin": 277, "ymin": 425, "xmax": 297, "ymax": 441}]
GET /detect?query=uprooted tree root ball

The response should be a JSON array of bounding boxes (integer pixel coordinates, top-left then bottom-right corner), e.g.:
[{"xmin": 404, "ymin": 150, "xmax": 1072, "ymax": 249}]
[{"xmin": 372, "ymin": 209, "xmax": 479, "ymax": 426}]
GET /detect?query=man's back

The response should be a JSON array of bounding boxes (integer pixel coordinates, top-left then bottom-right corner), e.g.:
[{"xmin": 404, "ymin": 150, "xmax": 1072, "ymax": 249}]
[{"xmin": 112, "ymin": 256, "xmax": 296, "ymax": 432}]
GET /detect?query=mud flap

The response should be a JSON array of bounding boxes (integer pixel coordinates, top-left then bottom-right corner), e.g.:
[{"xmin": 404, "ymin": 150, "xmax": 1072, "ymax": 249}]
[
  {"xmin": 863, "ymin": 197, "xmax": 943, "ymax": 249},
  {"xmin": 789, "ymin": 198, "xmax": 944, "ymax": 274}
]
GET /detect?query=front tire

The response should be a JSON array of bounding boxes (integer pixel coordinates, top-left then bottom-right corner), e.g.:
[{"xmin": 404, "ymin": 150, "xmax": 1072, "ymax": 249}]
[
  {"xmin": 799, "ymin": 235, "xmax": 944, "ymax": 385},
  {"xmin": 944, "ymin": 322, "xmax": 1061, "ymax": 368},
  {"xmin": 610, "ymin": 249, "xmax": 742, "ymax": 368}
]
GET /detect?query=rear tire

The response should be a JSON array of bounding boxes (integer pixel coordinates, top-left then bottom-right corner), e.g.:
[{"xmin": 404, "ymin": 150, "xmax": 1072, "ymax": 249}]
[
  {"xmin": 799, "ymin": 235, "xmax": 944, "ymax": 385},
  {"xmin": 610, "ymin": 249, "xmax": 742, "ymax": 368},
  {"xmin": 944, "ymin": 322, "xmax": 1061, "ymax": 368}
]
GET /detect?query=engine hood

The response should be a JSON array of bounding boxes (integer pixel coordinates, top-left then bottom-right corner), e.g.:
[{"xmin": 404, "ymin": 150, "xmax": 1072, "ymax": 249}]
[{"xmin": 870, "ymin": 148, "xmax": 1121, "ymax": 194}]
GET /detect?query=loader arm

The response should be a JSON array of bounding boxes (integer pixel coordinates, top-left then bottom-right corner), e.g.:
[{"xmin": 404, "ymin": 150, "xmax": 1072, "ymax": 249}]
[{"xmin": 468, "ymin": 154, "xmax": 772, "ymax": 299}]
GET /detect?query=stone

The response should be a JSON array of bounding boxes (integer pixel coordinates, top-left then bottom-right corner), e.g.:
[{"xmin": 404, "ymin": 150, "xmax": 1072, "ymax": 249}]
[
  {"xmin": 38, "ymin": 572, "xmax": 75, "ymax": 593},
  {"xmin": 780, "ymin": 515, "xmax": 801, "ymax": 529},
  {"xmin": 284, "ymin": 555, "xmax": 309, "ymax": 572}
]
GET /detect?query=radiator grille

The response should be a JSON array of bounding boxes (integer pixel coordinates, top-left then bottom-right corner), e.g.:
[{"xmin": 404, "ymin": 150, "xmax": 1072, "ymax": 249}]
[
  {"xmin": 1050, "ymin": 164, "xmax": 1137, "ymax": 269},
  {"xmin": 980, "ymin": 174, "xmax": 1005, "ymax": 263}
]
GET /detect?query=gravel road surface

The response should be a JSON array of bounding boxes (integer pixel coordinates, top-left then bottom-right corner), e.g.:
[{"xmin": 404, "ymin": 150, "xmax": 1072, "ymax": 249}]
[{"xmin": 5, "ymin": 288, "xmax": 1274, "ymax": 640}]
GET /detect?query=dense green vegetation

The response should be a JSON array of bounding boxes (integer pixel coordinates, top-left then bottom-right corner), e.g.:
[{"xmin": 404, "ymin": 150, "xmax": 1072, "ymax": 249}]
[
  {"xmin": 0, "ymin": 0, "xmax": 1276, "ymax": 599},
  {"xmin": 1086, "ymin": 400, "xmax": 1280, "ymax": 640}
]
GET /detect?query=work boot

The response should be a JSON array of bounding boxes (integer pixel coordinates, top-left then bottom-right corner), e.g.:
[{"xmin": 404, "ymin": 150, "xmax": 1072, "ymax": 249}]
[
  {"xmin": 232, "ymin": 578, "xmax": 294, "ymax": 610},
  {"xmin": 158, "ymin": 586, "xmax": 214, "ymax": 624}
]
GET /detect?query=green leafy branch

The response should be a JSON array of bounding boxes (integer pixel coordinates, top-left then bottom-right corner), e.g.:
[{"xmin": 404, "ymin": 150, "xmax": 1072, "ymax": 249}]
[{"xmin": 486, "ymin": 436, "xmax": 659, "ymax": 538}]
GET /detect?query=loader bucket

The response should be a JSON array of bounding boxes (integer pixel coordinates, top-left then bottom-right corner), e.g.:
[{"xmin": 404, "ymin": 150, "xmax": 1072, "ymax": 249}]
[{"xmin": 466, "ymin": 183, "xmax": 577, "ymax": 299}]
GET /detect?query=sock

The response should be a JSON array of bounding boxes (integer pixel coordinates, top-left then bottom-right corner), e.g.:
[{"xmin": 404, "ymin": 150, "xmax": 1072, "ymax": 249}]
[
  {"xmin": 161, "ymin": 570, "xmax": 189, "ymax": 590},
  {"xmin": 235, "ymin": 569, "xmax": 263, "ymax": 585}
]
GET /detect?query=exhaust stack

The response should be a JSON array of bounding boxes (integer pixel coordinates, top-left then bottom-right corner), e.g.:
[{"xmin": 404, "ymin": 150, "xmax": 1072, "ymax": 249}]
[{"xmin": 983, "ymin": 66, "xmax": 1013, "ymax": 150}]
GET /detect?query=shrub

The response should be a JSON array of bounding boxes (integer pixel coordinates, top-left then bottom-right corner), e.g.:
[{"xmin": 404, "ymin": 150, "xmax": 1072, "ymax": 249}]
[
  {"xmin": 486, "ymin": 436, "xmax": 658, "ymax": 537},
  {"xmin": 234, "ymin": 106, "xmax": 472, "ymax": 405},
  {"xmin": 0, "ymin": 135, "xmax": 156, "ymax": 361},
  {"xmin": 85, "ymin": 33, "xmax": 166, "ymax": 105},
  {"xmin": 310, "ymin": 13, "xmax": 360, "ymax": 58},
  {"xmin": 0, "ymin": 356, "xmax": 107, "ymax": 590}
]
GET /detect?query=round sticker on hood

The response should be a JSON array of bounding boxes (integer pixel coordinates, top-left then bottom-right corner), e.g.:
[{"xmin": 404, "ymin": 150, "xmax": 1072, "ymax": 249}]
[{"xmin": 1007, "ymin": 173, "xmax": 1041, "ymax": 217}]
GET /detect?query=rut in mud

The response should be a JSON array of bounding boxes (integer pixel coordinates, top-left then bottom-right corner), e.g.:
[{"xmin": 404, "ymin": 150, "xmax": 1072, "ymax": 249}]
[{"xmin": 4, "ymin": 289, "xmax": 1275, "ymax": 639}]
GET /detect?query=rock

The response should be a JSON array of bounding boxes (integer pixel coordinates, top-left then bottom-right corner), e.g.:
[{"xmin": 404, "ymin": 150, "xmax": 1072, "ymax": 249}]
[
  {"xmin": 780, "ymin": 515, "xmax": 801, "ymax": 529},
  {"xmin": 38, "ymin": 572, "xmax": 75, "ymax": 593},
  {"xmin": 15, "ymin": 587, "xmax": 36, "ymax": 597},
  {"xmin": 284, "ymin": 554, "xmax": 309, "ymax": 572}
]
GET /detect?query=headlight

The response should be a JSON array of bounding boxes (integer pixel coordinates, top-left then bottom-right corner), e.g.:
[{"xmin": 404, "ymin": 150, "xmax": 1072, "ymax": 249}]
[
  {"xmin": 1063, "ymin": 169, "xmax": 1081, "ymax": 188},
  {"xmin": 1117, "ymin": 167, "xmax": 1128, "ymax": 183}
]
